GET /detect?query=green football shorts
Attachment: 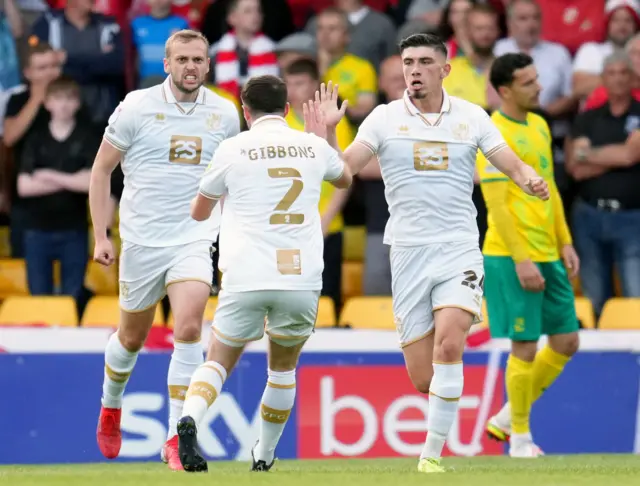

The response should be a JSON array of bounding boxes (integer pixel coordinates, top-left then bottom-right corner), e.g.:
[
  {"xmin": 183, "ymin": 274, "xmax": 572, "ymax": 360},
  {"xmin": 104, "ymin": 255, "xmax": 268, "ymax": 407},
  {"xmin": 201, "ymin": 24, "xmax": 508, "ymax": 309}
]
[{"xmin": 483, "ymin": 256, "xmax": 579, "ymax": 341}]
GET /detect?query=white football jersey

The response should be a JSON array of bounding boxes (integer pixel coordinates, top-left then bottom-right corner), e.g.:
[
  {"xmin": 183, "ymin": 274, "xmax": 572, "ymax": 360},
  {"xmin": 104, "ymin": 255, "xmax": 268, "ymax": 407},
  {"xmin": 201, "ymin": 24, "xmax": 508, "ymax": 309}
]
[
  {"xmin": 199, "ymin": 116, "xmax": 345, "ymax": 292},
  {"xmin": 355, "ymin": 89, "xmax": 507, "ymax": 246},
  {"xmin": 104, "ymin": 76, "xmax": 240, "ymax": 247}
]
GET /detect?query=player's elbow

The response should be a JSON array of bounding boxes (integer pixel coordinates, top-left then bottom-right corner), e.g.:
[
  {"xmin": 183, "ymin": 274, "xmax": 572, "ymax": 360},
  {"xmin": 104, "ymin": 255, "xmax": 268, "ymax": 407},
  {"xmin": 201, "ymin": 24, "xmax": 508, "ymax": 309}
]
[
  {"xmin": 190, "ymin": 195, "xmax": 213, "ymax": 221},
  {"xmin": 332, "ymin": 170, "xmax": 353, "ymax": 189}
]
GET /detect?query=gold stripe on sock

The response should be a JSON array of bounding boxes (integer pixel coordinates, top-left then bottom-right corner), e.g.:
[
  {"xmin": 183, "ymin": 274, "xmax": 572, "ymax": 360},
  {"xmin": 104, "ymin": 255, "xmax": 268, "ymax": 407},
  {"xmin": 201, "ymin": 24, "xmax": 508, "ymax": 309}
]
[
  {"xmin": 173, "ymin": 338, "xmax": 201, "ymax": 344},
  {"xmin": 168, "ymin": 385, "xmax": 189, "ymax": 401},
  {"xmin": 432, "ymin": 360, "xmax": 463, "ymax": 365},
  {"xmin": 185, "ymin": 381, "xmax": 218, "ymax": 407},
  {"xmin": 261, "ymin": 404, "xmax": 291, "ymax": 424},
  {"xmin": 105, "ymin": 364, "xmax": 131, "ymax": 383},
  {"xmin": 203, "ymin": 363, "xmax": 225, "ymax": 382},
  {"xmin": 429, "ymin": 391, "xmax": 460, "ymax": 402},
  {"xmin": 267, "ymin": 381, "xmax": 296, "ymax": 389}
]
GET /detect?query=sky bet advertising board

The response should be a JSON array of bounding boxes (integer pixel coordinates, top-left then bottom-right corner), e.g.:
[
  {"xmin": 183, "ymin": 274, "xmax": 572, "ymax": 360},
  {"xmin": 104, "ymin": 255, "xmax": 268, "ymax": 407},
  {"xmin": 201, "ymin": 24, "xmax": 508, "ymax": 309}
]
[{"xmin": 0, "ymin": 328, "xmax": 639, "ymax": 464}]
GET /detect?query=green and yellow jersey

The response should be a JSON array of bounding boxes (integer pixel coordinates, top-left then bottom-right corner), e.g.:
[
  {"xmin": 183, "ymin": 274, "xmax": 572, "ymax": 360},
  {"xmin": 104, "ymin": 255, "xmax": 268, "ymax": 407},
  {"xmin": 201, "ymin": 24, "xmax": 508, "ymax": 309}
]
[
  {"xmin": 476, "ymin": 111, "xmax": 572, "ymax": 263},
  {"xmin": 323, "ymin": 54, "xmax": 377, "ymax": 107}
]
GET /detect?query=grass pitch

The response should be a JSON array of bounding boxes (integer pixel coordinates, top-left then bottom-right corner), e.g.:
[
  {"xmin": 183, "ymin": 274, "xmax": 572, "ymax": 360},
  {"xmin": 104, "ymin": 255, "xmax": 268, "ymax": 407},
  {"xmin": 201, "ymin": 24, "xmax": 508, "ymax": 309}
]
[{"xmin": 2, "ymin": 455, "xmax": 640, "ymax": 486}]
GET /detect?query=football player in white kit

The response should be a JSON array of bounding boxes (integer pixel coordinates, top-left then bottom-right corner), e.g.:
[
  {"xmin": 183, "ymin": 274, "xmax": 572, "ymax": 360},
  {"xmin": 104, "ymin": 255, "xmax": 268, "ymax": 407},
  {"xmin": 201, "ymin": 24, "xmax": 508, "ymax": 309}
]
[
  {"xmin": 89, "ymin": 30, "xmax": 240, "ymax": 470},
  {"xmin": 315, "ymin": 33, "xmax": 550, "ymax": 472},
  {"xmin": 174, "ymin": 75, "xmax": 352, "ymax": 473}
]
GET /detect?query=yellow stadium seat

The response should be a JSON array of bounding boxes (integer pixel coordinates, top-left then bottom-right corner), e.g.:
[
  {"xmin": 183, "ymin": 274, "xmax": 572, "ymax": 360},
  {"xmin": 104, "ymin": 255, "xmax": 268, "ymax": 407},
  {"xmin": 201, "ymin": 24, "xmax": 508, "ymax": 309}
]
[
  {"xmin": 571, "ymin": 278, "xmax": 582, "ymax": 297},
  {"xmin": 167, "ymin": 297, "xmax": 218, "ymax": 328},
  {"xmin": 82, "ymin": 296, "xmax": 165, "ymax": 327},
  {"xmin": 84, "ymin": 260, "xmax": 118, "ymax": 295},
  {"xmin": 342, "ymin": 262, "xmax": 363, "ymax": 300},
  {"xmin": 478, "ymin": 298, "xmax": 489, "ymax": 330},
  {"xmin": 0, "ymin": 226, "xmax": 11, "ymax": 258},
  {"xmin": 0, "ymin": 259, "xmax": 29, "ymax": 298},
  {"xmin": 598, "ymin": 298, "xmax": 640, "ymax": 330},
  {"xmin": 575, "ymin": 297, "xmax": 595, "ymax": 329},
  {"xmin": 315, "ymin": 296, "xmax": 336, "ymax": 327},
  {"xmin": 339, "ymin": 296, "xmax": 394, "ymax": 330},
  {"xmin": 0, "ymin": 296, "xmax": 78, "ymax": 326},
  {"xmin": 343, "ymin": 226, "xmax": 366, "ymax": 262}
]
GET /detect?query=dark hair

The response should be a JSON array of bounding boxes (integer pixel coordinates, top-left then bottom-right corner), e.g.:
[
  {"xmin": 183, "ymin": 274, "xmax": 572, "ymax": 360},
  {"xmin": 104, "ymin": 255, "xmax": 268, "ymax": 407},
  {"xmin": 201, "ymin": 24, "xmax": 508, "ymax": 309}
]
[
  {"xmin": 398, "ymin": 33, "xmax": 448, "ymax": 58},
  {"xmin": 489, "ymin": 53, "xmax": 534, "ymax": 90},
  {"xmin": 317, "ymin": 6, "xmax": 350, "ymax": 31},
  {"xmin": 25, "ymin": 39, "xmax": 54, "ymax": 64},
  {"xmin": 436, "ymin": 0, "xmax": 478, "ymax": 41},
  {"xmin": 46, "ymin": 75, "xmax": 81, "ymax": 98},
  {"xmin": 241, "ymin": 75, "xmax": 288, "ymax": 115},
  {"xmin": 284, "ymin": 59, "xmax": 319, "ymax": 81},
  {"xmin": 467, "ymin": 2, "xmax": 499, "ymax": 20}
]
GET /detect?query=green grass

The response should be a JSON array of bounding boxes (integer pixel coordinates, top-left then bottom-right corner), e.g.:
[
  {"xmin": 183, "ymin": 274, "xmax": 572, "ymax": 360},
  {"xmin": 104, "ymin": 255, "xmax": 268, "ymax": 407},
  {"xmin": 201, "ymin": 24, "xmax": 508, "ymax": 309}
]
[{"xmin": 2, "ymin": 455, "xmax": 640, "ymax": 486}]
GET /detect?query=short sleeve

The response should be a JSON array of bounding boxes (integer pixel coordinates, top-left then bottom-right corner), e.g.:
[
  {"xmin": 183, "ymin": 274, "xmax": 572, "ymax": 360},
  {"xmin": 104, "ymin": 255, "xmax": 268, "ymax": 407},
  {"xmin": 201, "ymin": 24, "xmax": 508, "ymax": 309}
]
[
  {"xmin": 571, "ymin": 112, "xmax": 591, "ymax": 139},
  {"xmin": 476, "ymin": 150, "xmax": 507, "ymax": 183},
  {"xmin": 573, "ymin": 43, "xmax": 601, "ymax": 74},
  {"xmin": 104, "ymin": 95, "xmax": 139, "ymax": 152},
  {"xmin": 475, "ymin": 108, "xmax": 508, "ymax": 158},
  {"xmin": 200, "ymin": 143, "xmax": 232, "ymax": 199},
  {"xmin": 354, "ymin": 105, "xmax": 386, "ymax": 155},
  {"xmin": 358, "ymin": 61, "xmax": 378, "ymax": 95},
  {"xmin": 225, "ymin": 108, "xmax": 241, "ymax": 138},
  {"xmin": 321, "ymin": 140, "xmax": 345, "ymax": 182}
]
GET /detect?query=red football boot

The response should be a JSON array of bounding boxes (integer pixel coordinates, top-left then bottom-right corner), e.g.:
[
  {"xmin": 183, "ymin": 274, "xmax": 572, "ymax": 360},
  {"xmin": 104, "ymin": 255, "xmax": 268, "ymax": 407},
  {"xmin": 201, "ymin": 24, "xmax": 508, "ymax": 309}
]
[
  {"xmin": 97, "ymin": 406, "xmax": 122, "ymax": 459},
  {"xmin": 162, "ymin": 435, "xmax": 185, "ymax": 471}
]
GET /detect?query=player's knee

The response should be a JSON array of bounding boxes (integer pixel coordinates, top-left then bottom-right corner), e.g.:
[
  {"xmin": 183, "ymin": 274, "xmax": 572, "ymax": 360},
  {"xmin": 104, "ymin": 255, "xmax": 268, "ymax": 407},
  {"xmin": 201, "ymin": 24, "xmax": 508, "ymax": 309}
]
[
  {"xmin": 412, "ymin": 376, "xmax": 432, "ymax": 395},
  {"xmin": 553, "ymin": 332, "xmax": 580, "ymax": 357},
  {"xmin": 434, "ymin": 338, "xmax": 464, "ymax": 363},
  {"xmin": 173, "ymin": 315, "xmax": 203, "ymax": 342},
  {"xmin": 117, "ymin": 328, "xmax": 146, "ymax": 353},
  {"xmin": 511, "ymin": 340, "xmax": 537, "ymax": 362}
]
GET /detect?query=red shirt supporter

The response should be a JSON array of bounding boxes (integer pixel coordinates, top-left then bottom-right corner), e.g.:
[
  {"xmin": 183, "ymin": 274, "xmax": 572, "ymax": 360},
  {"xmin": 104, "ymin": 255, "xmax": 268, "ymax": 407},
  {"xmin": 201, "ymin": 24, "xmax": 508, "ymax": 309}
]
[
  {"xmin": 584, "ymin": 85, "xmax": 640, "ymax": 110},
  {"xmin": 538, "ymin": 0, "xmax": 607, "ymax": 55}
]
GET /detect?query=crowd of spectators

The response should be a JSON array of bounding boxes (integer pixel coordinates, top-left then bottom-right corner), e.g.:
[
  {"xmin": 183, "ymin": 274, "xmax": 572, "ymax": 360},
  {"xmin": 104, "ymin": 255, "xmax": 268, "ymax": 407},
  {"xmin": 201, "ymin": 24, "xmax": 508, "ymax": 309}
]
[{"xmin": 1, "ymin": 0, "xmax": 639, "ymax": 324}]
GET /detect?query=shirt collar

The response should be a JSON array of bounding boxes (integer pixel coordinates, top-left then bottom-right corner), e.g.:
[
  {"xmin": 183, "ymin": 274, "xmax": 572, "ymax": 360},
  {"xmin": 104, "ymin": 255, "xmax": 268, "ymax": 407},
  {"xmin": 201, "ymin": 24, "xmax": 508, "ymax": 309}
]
[
  {"xmin": 402, "ymin": 88, "xmax": 451, "ymax": 117},
  {"xmin": 251, "ymin": 115, "xmax": 288, "ymax": 129},
  {"xmin": 161, "ymin": 76, "xmax": 207, "ymax": 105}
]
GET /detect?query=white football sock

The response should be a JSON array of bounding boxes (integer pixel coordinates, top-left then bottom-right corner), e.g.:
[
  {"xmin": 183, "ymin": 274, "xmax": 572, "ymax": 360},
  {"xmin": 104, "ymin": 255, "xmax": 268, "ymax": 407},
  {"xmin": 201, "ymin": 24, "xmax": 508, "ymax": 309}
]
[
  {"xmin": 494, "ymin": 402, "xmax": 512, "ymax": 430},
  {"xmin": 421, "ymin": 362, "xmax": 464, "ymax": 460},
  {"xmin": 255, "ymin": 369, "xmax": 296, "ymax": 464},
  {"xmin": 167, "ymin": 340, "xmax": 204, "ymax": 439},
  {"xmin": 181, "ymin": 361, "xmax": 227, "ymax": 426},
  {"xmin": 102, "ymin": 333, "xmax": 139, "ymax": 409}
]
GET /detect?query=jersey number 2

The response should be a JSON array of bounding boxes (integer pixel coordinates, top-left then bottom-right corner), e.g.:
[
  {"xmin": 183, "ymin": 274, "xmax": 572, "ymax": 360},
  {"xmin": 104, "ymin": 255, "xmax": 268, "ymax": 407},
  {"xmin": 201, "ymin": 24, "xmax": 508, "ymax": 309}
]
[{"xmin": 268, "ymin": 168, "xmax": 304, "ymax": 225}]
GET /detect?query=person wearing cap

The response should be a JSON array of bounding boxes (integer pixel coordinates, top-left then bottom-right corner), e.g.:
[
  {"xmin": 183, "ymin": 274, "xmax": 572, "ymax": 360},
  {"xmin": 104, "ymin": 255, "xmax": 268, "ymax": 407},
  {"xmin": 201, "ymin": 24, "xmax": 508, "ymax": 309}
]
[
  {"xmin": 273, "ymin": 32, "xmax": 317, "ymax": 71},
  {"xmin": 573, "ymin": 0, "xmax": 640, "ymax": 100}
]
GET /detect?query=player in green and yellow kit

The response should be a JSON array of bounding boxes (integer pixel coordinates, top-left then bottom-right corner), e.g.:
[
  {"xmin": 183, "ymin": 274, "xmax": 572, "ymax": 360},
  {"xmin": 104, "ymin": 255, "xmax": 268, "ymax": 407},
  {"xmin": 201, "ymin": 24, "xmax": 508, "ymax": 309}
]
[{"xmin": 476, "ymin": 53, "xmax": 580, "ymax": 458}]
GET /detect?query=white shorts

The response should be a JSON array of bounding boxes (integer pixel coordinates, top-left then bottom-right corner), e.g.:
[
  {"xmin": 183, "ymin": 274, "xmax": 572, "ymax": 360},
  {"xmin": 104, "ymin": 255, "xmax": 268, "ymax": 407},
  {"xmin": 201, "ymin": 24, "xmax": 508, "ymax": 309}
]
[
  {"xmin": 212, "ymin": 289, "xmax": 320, "ymax": 347},
  {"xmin": 390, "ymin": 241, "xmax": 484, "ymax": 347},
  {"xmin": 119, "ymin": 240, "xmax": 214, "ymax": 312}
]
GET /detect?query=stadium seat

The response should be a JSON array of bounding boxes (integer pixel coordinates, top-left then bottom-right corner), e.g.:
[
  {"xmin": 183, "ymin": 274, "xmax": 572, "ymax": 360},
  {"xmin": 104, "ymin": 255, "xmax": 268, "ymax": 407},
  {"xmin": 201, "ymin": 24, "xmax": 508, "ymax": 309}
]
[
  {"xmin": 598, "ymin": 298, "xmax": 640, "ymax": 330},
  {"xmin": 343, "ymin": 226, "xmax": 365, "ymax": 261},
  {"xmin": 0, "ymin": 296, "xmax": 78, "ymax": 327},
  {"xmin": 575, "ymin": 297, "xmax": 595, "ymax": 329},
  {"xmin": 82, "ymin": 296, "xmax": 165, "ymax": 328},
  {"xmin": 84, "ymin": 260, "xmax": 118, "ymax": 295},
  {"xmin": 0, "ymin": 259, "xmax": 29, "ymax": 298},
  {"xmin": 0, "ymin": 226, "xmax": 10, "ymax": 258},
  {"xmin": 342, "ymin": 262, "xmax": 363, "ymax": 300},
  {"xmin": 571, "ymin": 278, "xmax": 582, "ymax": 297},
  {"xmin": 167, "ymin": 296, "xmax": 218, "ymax": 328},
  {"xmin": 315, "ymin": 296, "xmax": 336, "ymax": 327},
  {"xmin": 339, "ymin": 296, "xmax": 394, "ymax": 330}
]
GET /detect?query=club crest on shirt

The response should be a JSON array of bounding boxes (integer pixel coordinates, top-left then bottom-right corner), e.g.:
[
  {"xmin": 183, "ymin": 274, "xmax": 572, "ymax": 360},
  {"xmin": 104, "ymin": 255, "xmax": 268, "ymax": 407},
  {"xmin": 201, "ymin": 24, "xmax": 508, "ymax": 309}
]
[
  {"xmin": 206, "ymin": 113, "xmax": 221, "ymax": 131},
  {"xmin": 452, "ymin": 122, "xmax": 469, "ymax": 141}
]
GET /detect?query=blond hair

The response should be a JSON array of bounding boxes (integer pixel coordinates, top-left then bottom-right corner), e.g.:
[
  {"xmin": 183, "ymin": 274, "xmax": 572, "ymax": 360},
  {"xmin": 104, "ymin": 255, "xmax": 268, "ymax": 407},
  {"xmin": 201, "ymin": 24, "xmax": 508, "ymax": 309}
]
[{"xmin": 165, "ymin": 29, "xmax": 210, "ymax": 58}]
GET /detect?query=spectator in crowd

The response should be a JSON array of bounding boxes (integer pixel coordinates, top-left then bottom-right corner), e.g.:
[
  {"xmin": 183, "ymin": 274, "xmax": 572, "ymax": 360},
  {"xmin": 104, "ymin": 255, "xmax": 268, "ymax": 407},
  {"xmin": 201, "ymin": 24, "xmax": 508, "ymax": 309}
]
[
  {"xmin": 131, "ymin": 0, "xmax": 189, "ymax": 88},
  {"xmin": 3, "ymin": 42, "xmax": 61, "ymax": 257},
  {"xmin": 573, "ymin": 0, "xmax": 640, "ymax": 100},
  {"xmin": 315, "ymin": 6, "xmax": 377, "ymax": 125},
  {"xmin": 356, "ymin": 54, "xmax": 404, "ymax": 296},
  {"xmin": 1, "ymin": 0, "xmax": 23, "ymax": 94},
  {"xmin": 566, "ymin": 51, "xmax": 640, "ymax": 318},
  {"xmin": 30, "ymin": 0, "xmax": 125, "ymax": 127},
  {"xmin": 585, "ymin": 32, "xmax": 640, "ymax": 109},
  {"xmin": 444, "ymin": 3, "xmax": 501, "ymax": 111},
  {"xmin": 201, "ymin": 0, "xmax": 295, "ymax": 45},
  {"xmin": 305, "ymin": 0, "xmax": 398, "ymax": 69},
  {"xmin": 436, "ymin": 0, "xmax": 476, "ymax": 58},
  {"xmin": 210, "ymin": 0, "xmax": 279, "ymax": 99},
  {"xmin": 16, "ymin": 76, "xmax": 98, "ymax": 302},
  {"xmin": 405, "ymin": 0, "xmax": 450, "ymax": 28},
  {"xmin": 283, "ymin": 58, "xmax": 355, "ymax": 314},
  {"xmin": 536, "ymin": 0, "xmax": 607, "ymax": 56},
  {"xmin": 273, "ymin": 31, "xmax": 317, "ymax": 71}
]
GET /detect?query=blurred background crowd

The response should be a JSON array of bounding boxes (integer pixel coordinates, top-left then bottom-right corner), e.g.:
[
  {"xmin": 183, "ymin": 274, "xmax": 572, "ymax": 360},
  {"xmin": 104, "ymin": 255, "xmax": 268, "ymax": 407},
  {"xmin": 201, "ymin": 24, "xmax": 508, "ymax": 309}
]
[{"xmin": 0, "ymin": 0, "xmax": 638, "ymax": 328}]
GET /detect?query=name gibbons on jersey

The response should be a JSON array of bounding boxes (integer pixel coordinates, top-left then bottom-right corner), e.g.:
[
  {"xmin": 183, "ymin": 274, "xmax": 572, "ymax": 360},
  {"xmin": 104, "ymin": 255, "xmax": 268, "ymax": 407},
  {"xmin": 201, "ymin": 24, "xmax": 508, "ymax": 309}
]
[{"xmin": 247, "ymin": 145, "xmax": 317, "ymax": 160}]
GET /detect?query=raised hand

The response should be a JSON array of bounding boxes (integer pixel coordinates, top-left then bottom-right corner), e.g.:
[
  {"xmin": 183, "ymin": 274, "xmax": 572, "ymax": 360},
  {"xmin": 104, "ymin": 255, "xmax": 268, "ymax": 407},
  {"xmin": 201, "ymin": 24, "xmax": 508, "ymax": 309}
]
[
  {"xmin": 303, "ymin": 100, "xmax": 327, "ymax": 139},
  {"xmin": 316, "ymin": 81, "xmax": 348, "ymax": 128}
]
